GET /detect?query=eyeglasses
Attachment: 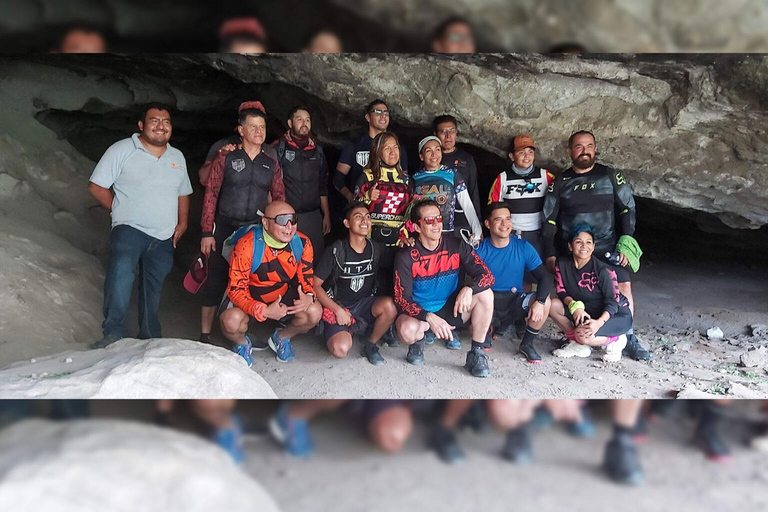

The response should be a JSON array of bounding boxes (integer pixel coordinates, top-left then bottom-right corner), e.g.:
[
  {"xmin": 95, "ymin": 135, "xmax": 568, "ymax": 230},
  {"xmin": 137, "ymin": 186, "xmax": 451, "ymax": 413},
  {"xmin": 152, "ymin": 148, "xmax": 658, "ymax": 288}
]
[
  {"xmin": 370, "ymin": 109, "xmax": 390, "ymax": 116},
  {"xmin": 418, "ymin": 215, "xmax": 443, "ymax": 225},
  {"xmin": 264, "ymin": 213, "xmax": 298, "ymax": 226},
  {"xmin": 447, "ymin": 33, "xmax": 470, "ymax": 43},
  {"xmin": 437, "ymin": 128, "xmax": 457, "ymax": 135}
]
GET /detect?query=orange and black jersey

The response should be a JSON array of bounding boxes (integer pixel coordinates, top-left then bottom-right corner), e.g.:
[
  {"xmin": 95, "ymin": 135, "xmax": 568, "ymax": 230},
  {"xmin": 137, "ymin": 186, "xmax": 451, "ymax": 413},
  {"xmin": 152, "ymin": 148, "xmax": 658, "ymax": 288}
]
[{"xmin": 227, "ymin": 230, "xmax": 314, "ymax": 321}]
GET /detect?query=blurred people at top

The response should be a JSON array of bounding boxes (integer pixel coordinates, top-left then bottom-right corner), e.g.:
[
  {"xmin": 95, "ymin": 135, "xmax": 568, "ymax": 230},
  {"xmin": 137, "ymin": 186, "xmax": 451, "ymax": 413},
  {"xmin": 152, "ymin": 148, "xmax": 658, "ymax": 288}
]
[
  {"xmin": 548, "ymin": 42, "xmax": 588, "ymax": 53},
  {"xmin": 54, "ymin": 24, "xmax": 107, "ymax": 53},
  {"xmin": 431, "ymin": 16, "xmax": 476, "ymax": 53},
  {"xmin": 219, "ymin": 17, "xmax": 267, "ymax": 53},
  {"xmin": 302, "ymin": 28, "xmax": 343, "ymax": 53}
]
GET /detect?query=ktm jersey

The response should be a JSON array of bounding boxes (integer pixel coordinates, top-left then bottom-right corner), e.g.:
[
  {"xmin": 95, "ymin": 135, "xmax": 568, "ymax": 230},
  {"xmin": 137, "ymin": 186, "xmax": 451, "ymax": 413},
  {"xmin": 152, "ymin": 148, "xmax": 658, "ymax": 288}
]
[
  {"xmin": 354, "ymin": 166, "xmax": 412, "ymax": 230},
  {"xmin": 393, "ymin": 235, "xmax": 494, "ymax": 320},
  {"xmin": 488, "ymin": 166, "xmax": 555, "ymax": 231},
  {"xmin": 227, "ymin": 230, "xmax": 314, "ymax": 321}
]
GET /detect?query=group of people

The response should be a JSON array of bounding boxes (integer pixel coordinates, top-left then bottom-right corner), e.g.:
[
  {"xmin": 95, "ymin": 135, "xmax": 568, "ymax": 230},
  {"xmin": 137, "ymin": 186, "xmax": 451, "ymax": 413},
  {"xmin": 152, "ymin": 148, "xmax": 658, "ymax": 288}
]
[{"xmin": 88, "ymin": 96, "xmax": 653, "ymax": 381}]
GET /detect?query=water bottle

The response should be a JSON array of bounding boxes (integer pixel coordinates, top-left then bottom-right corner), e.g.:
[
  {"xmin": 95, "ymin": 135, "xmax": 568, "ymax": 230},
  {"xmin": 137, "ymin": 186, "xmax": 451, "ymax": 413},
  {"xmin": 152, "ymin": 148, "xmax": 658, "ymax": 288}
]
[{"xmin": 605, "ymin": 251, "xmax": 622, "ymax": 265}]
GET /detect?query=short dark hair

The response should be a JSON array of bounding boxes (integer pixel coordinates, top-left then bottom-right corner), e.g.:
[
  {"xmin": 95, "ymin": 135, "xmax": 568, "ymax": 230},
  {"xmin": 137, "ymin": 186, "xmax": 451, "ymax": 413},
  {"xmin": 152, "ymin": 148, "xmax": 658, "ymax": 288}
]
[
  {"xmin": 568, "ymin": 130, "xmax": 595, "ymax": 148},
  {"xmin": 432, "ymin": 114, "xmax": 457, "ymax": 133},
  {"xmin": 239, "ymin": 108, "xmax": 266, "ymax": 126},
  {"xmin": 365, "ymin": 99, "xmax": 387, "ymax": 114},
  {"xmin": 484, "ymin": 202, "xmax": 511, "ymax": 221},
  {"xmin": 287, "ymin": 105, "xmax": 311, "ymax": 120},
  {"xmin": 432, "ymin": 16, "xmax": 473, "ymax": 42},
  {"xmin": 141, "ymin": 103, "xmax": 172, "ymax": 123},
  {"xmin": 344, "ymin": 200, "xmax": 369, "ymax": 219},
  {"xmin": 410, "ymin": 199, "xmax": 441, "ymax": 223},
  {"xmin": 569, "ymin": 223, "xmax": 594, "ymax": 241}
]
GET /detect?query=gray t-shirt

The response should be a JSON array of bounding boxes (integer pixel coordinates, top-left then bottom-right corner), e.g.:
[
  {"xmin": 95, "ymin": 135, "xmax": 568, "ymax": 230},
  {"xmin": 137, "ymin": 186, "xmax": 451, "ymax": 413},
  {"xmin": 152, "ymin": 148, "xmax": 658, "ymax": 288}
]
[{"xmin": 90, "ymin": 133, "xmax": 193, "ymax": 240}]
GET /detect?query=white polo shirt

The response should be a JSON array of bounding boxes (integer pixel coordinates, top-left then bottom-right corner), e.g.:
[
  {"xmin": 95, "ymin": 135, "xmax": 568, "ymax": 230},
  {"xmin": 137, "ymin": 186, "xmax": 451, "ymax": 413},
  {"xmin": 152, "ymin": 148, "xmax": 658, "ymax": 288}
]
[{"xmin": 90, "ymin": 133, "xmax": 193, "ymax": 240}]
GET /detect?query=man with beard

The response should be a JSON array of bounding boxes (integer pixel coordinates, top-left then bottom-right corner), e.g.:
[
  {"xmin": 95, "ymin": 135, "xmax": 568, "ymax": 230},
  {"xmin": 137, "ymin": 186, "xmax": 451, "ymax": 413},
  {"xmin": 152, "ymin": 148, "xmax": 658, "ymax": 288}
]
[
  {"xmin": 542, "ymin": 131, "xmax": 651, "ymax": 361},
  {"xmin": 272, "ymin": 106, "xmax": 331, "ymax": 262},
  {"xmin": 88, "ymin": 103, "xmax": 192, "ymax": 348},
  {"xmin": 334, "ymin": 99, "xmax": 408, "ymax": 202},
  {"xmin": 433, "ymin": 115, "xmax": 481, "ymax": 242}
]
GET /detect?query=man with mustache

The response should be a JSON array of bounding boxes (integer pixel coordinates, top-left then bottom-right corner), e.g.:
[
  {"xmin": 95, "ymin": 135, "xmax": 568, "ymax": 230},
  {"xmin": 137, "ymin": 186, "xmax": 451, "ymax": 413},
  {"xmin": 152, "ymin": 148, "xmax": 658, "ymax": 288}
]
[
  {"xmin": 88, "ymin": 103, "xmax": 192, "ymax": 348},
  {"xmin": 542, "ymin": 131, "xmax": 651, "ymax": 361}
]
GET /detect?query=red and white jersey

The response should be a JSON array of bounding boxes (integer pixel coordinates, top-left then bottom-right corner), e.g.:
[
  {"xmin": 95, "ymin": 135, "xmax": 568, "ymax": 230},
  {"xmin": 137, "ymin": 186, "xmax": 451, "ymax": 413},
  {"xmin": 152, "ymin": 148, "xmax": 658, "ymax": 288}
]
[{"xmin": 488, "ymin": 167, "xmax": 555, "ymax": 232}]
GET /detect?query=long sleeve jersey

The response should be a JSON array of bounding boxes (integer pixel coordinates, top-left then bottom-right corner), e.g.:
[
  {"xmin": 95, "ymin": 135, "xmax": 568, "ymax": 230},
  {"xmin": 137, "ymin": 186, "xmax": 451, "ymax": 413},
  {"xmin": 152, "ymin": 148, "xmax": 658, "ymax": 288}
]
[
  {"xmin": 488, "ymin": 166, "xmax": 555, "ymax": 232},
  {"xmin": 354, "ymin": 166, "xmax": 413, "ymax": 231},
  {"xmin": 393, "ymin": 235, "xmax": 494, "ymax": 320},
  {"xmin": 554, "ymin": 256, "xmax": 629, "ymax": 319},
  {"xmin": 411, "ymin": 164, "xmax": 482, "ymax": 242},
  {"xmin": 227, "ymin": 230, "xmax": 314, "ymax": 322},
  {"xmin": 542, "ymin": 163, "xmax": 635, "ymax": 257}
]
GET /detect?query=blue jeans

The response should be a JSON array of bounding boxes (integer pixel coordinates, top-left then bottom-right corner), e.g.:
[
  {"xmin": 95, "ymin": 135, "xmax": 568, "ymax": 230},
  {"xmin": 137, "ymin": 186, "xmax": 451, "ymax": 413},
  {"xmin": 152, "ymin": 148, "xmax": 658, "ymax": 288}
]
[{"xmin": 102, "ymin": 225, "xmax": 174, "ymax": 339}]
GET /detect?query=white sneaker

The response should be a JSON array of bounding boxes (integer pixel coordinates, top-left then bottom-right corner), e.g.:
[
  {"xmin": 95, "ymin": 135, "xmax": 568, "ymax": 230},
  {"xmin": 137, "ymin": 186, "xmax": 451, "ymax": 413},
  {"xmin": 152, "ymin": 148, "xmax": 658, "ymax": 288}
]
[
  {"xmin": 552, "ymin": 341, "xmax": 592, "ymax": 358},
  {"xmin": 602, "ymin": 335, "xmax": 628, "ymax": 362}
]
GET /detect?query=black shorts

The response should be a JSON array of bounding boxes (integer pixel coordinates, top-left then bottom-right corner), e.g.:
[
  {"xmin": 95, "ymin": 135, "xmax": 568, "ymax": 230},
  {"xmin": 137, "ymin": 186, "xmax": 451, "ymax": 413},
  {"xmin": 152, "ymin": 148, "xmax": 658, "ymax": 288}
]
[
  {"xmin": 218, "ymin": 284, "xmax": 301, "ymax": 325},
  {"xmin": 491, "ymin": 290, "xmax": 536, "ymax": 330},
  {"xmin": 431, "ymin": 292, "xmax": 470, "ymax": 328},
  {"xmin": 323, "ymin": 295, "xmax": 378, "ymax": 341},
  {"xmin": 565, "ymin": 305, "xmax": 633, "ymax": 337}
]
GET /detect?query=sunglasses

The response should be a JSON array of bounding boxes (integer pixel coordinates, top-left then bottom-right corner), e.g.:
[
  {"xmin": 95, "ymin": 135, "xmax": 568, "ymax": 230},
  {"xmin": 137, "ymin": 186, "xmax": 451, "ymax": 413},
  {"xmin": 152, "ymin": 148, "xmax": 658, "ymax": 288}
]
[
  {"xmin": 418, "ymin": 215, "xmax": 443, "ymax": 225},
  {"xmin": 264, "ymin": 213, "xmax": 298, "ymax": 226},
  {"xmin": 370, "ymin": 108, "xmax": 390, "ymax": 116}
]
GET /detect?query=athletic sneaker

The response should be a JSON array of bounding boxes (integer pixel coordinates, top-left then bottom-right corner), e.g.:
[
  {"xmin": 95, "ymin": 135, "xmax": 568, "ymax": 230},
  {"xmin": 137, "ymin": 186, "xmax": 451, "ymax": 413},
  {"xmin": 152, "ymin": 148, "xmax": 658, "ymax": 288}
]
[
  {"xmin": 630, "ymin": 412, "xmax": 649, "ymax": 442},
  {"xmin": 603, "ymin": 436, "xmax": 644, "ymax": 486},
  {"xmin": 429, "ymin": 425, "xmax": 466, "ymax": 464},
  {"xmin": 423, "ymin": 329, "xmax": 436, "ymax": 345},
  {"xmin": 458, "ymin": 401, "xmax": 490, "ymax": 433},
  {"xmin": 602, "ymin": 335, "xmax": 628, "ymax": 363},
  {"xmin": 268, "ymin": 329, "xmax": 295, "ymax": 363},
  {"xmin": 464, "ymin": 347, "xmax": 490, "ymax": 378},
  {"xmin": 93, "ymin": 333, "xmax": 121, "ymax": 349},
  {"xmin": 210, "ymin": 415, "xmax": 246, "ymax": 465},
  {"xmin": 362, "ymin": 344, "xmax": 386, "ymax": 366},
  {"xmin": 566, "ymin": 406, "xmax": 596, "ymax": 438},
  {"xmin": 501, "ymin": 426, "xmax": 533, "ymax": 464},
  {"xmin": 379, "ymin": 325, "xmax": 400, "ymax": 347},
  {"xmin": 694, "ymin": 426, "xmax": 732, "ymax": 462},
  {"xmin": 269, "ymin": 405, "xmax": 314, "ymax": 458},
  {"xmin": 552, "ymin": 341, "xmax": 592, "ymax": 358},
  {"xmin": 518, "ymin": 341, "xmax": 542, "ymax": 363},
  {"xmin": 406, "ymin": 340, "xmax": 425, "ymax": 365},
  {"xmin": 530, "ymin": 406, "xmax": 554, "ymax": 431},
  {"xmin": 623, "ymin": 334, "xmax": 653, "ymax": 361},
  {"xmin": 445, "ymin": 331, "xmax": 461, "ymax": 350},
  {"xmin": 247, "ymin": 332, "xmax": 269, "ymax": 351},
  {"xmin": 232, "ymin": 341, "xmax": 253, "ymax": 367}
]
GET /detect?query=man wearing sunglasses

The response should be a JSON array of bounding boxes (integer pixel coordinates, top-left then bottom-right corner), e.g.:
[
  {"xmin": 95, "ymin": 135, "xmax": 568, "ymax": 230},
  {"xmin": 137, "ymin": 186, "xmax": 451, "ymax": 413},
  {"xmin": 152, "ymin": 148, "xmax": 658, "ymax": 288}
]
[
  {"xmin": 199, "ymin": 104, "xmax": 286, "ymax": 348},
  {"xmin": 334, "ymin": 99, "xmax": 409, "ymax": 202},
  {"xmin": 219, "ymin": 201, "xmax": 321, "ymax": 364},
  {"xmin": 394, "ymin": 200, "xmax": 495, "ymax": 377}
]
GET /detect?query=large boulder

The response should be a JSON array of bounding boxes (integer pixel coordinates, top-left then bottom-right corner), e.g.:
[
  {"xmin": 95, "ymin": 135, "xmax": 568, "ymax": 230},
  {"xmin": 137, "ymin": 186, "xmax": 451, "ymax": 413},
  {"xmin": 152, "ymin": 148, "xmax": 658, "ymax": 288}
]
[
  {"xmin": 0, "ymin": 338, "xmax": 278, "ymax": 398},
  {"xmin": 0, "ymin": 419, "xmax": 281, "ymax": 512}
]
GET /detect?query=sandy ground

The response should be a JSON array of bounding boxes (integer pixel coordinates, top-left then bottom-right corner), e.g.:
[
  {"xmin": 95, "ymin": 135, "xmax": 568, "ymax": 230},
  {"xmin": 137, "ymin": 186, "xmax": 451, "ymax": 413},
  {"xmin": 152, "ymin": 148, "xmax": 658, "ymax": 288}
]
[
  {"xmin": 20, "ymin": 400, "xmax": 768, "ymax": 512},
  {"xmin": 2, "ymin": 259, "xmax": 766, "ymax": 399}
]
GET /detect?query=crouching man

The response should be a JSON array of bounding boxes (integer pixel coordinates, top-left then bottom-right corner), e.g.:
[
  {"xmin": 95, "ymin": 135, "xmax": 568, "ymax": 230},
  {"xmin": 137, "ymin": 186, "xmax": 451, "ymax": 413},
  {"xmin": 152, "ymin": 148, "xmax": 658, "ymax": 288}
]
[{"xmin": 220, "ymin": 201, "xmax": 322, "ymax": 365}]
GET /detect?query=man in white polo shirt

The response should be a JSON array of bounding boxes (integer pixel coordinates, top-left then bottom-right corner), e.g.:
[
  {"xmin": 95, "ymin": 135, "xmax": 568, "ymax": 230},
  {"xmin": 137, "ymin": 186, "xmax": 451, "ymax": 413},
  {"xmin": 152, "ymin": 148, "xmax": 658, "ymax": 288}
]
[{"xmin": 88, "ymin": 103, "xmax": 193, "ymax": 348}]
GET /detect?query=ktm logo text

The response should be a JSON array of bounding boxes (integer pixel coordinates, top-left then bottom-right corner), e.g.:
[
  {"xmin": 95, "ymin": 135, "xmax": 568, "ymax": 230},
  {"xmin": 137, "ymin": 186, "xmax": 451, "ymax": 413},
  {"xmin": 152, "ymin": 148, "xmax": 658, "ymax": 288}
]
[{"xmin": 412, "ymin": 252, "xmax": 460, "ymax": 278}]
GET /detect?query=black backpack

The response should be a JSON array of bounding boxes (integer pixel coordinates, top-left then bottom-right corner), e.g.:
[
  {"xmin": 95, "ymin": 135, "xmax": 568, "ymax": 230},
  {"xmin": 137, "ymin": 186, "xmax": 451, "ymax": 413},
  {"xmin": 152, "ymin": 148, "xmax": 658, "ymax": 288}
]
[{"xmin": 322, "ymin": 238, "xmax": 381, "ymax": 299}]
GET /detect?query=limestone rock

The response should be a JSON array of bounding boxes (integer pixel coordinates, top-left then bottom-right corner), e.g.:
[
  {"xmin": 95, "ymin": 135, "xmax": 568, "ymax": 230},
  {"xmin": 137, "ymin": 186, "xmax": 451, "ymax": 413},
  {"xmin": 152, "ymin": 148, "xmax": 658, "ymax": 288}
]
[
  {"xmin": 740, "ymin": 346, "xmax": 768, "ymax": 368},
  {"xmin": 0, "ymin": 419, "xmax": 281, "ymax": 512},
  {"xmin": 0, "ymin": 338, "xmax": 278, "ymax": 399}
]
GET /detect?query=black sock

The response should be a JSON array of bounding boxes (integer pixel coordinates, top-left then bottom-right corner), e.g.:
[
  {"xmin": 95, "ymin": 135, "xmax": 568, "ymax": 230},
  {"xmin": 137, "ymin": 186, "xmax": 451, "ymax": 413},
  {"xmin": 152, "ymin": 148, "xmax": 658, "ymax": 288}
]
[
  {"xmin": 521, "ymin": 326, "xmax": 539, "ymax": 346},
  {"xmin": 612, "ymin": 423, "xmax": 633, "ymax": 441},
  {"xmin": 199, "ymin": 332, "xmax": 211, "ymax": 343},
  {"xmin": 471, "ymin": 340, "xmax": 485, "ymax": 350},
  {"xmin": 364, "ymin": 340, "xmax": 377, "ymax": 352}
]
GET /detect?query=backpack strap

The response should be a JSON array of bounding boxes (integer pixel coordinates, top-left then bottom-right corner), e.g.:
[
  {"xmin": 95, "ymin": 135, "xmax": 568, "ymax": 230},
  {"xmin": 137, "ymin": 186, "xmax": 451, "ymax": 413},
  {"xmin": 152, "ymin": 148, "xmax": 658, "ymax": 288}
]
[
  {"xmin": 277, "ymin": 138, "xmax": 287, "ymax": 163},
  {"xmin": 288, "ymin": 232, "xmax": 304, "ymax": 263},
  {"xmin": 250, "ymin": 225, "xmax": 267, "ymax": 275}
]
